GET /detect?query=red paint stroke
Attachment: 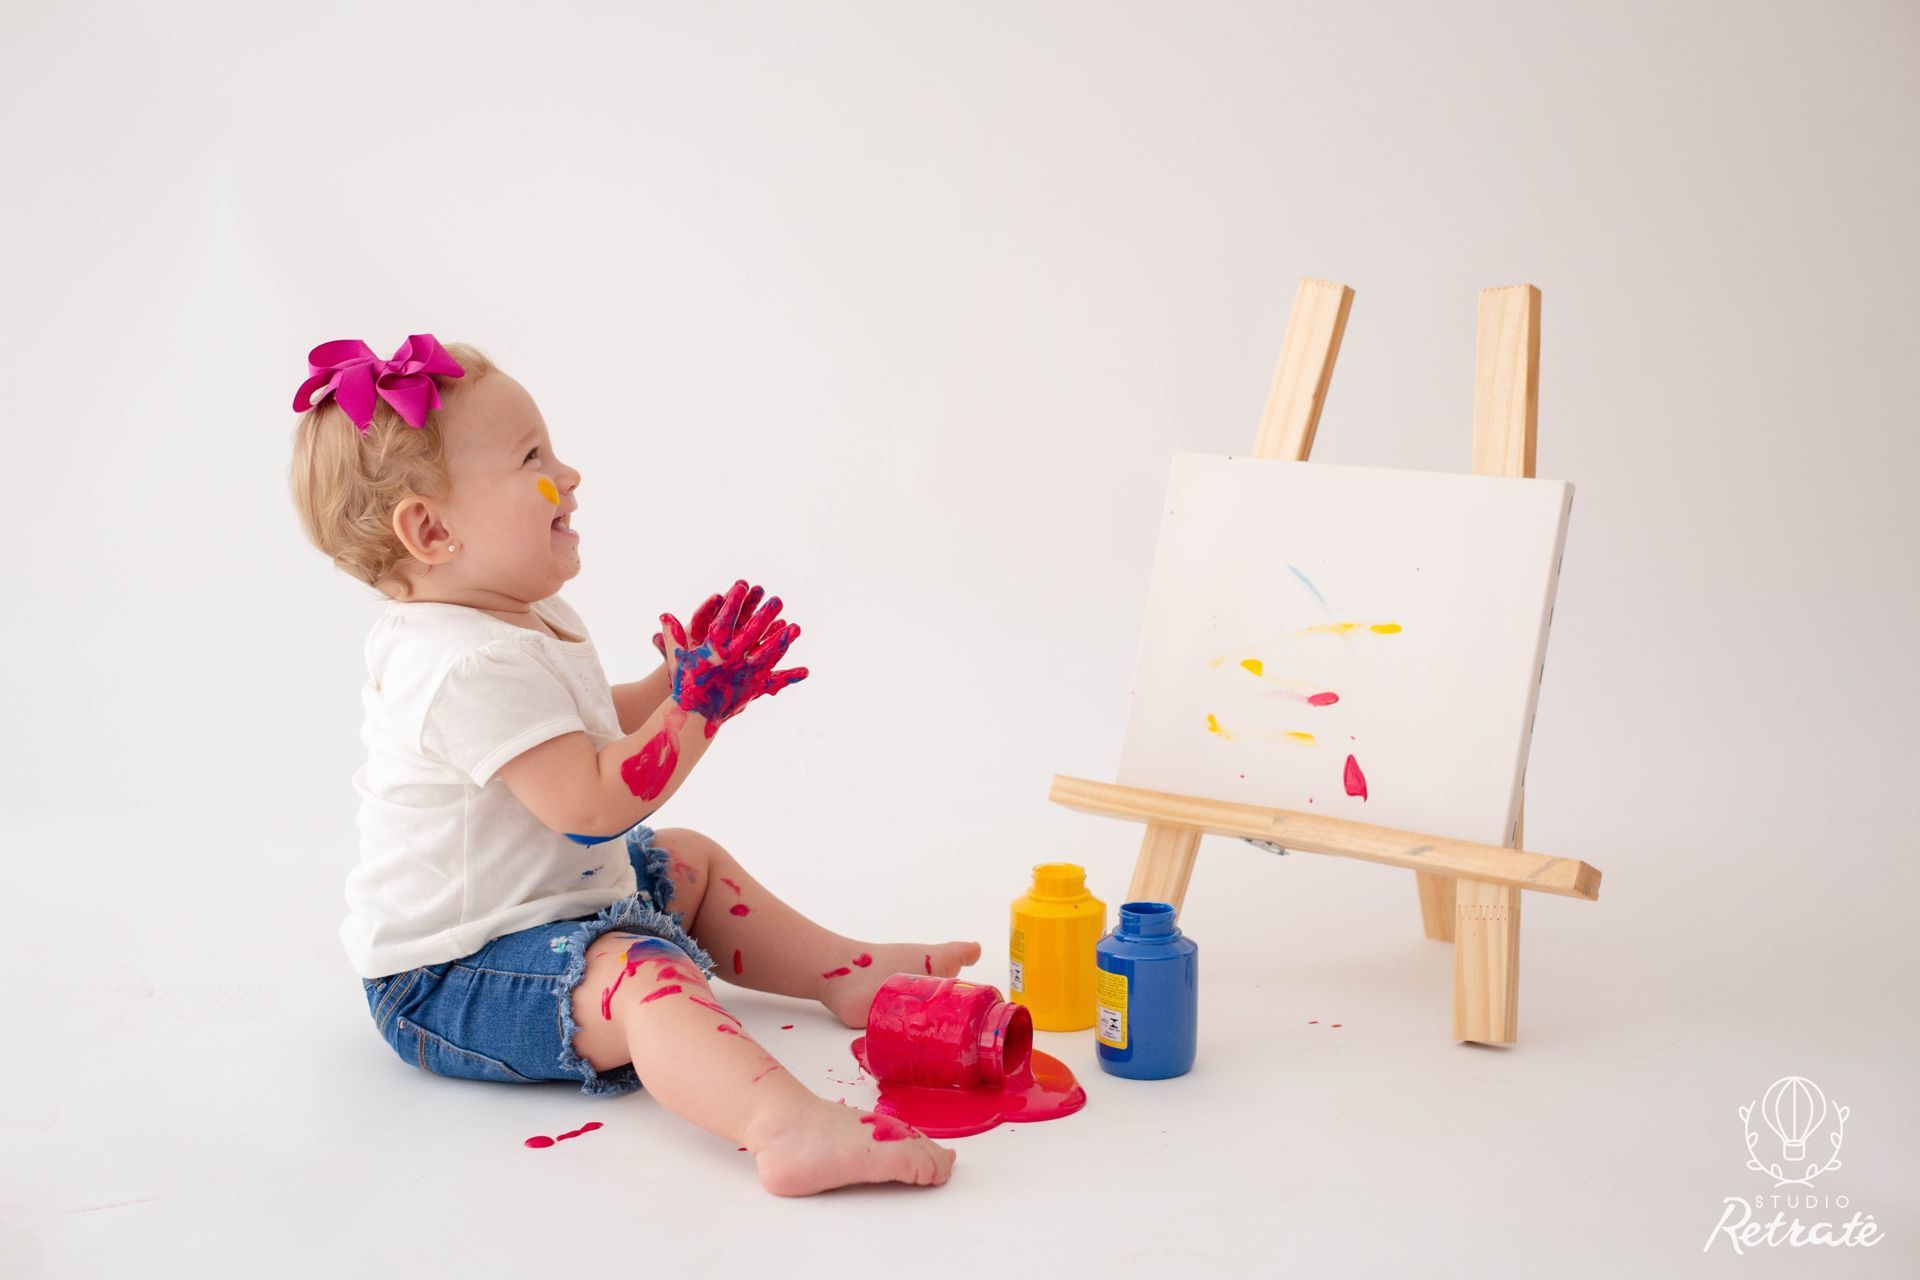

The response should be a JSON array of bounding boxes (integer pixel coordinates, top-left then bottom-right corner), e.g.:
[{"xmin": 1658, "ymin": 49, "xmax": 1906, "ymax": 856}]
[
  {"xmin": 603, "ymin": 948, "xmax": 689, "ymax": 1019},
  {"xmin": 638, "ymin": 984, "xmax": 683, "ymax": 1005},
  {"xmin": 732, "ymin": 949, "xmax": 744, "ymax": 975},
  {"xmin": 1331, "ymin": 1023, "xmax": 1343, "ymax": 1028},
  {"xmin": 690, "ymin": 995, "xmax": 741, "ymax": 1025},
  {"xmin": 620, "ymin": 705, "xmax": 688, "ymax": 799},
  {"xmin": 720, "ymin": 876, "xmax": 742, "ymax": 895},
  {"xmin": 780, "ymin": 1024, "xmax": 795, "ymax": 1030},
  {"xmin": 668, "ymin": 856, "xmax": 699, "ymax": 885},
  {"xmin": 729, "ymin": 903, "xmax": 751, "ymax": 917},
  {"xmin": 1308, "ymin": 691, "xmax": 1339, "ymax": 706},
  {"xmin": 860, "ymin": 1113, "xmax": 919, "ymax": 1142},
  {"xmin": 822, "ymin": 966, "xmax": 851, "ymax": 979},
  {"xmin": 923, "ymin": 954, "xmax": 932, "ymax": 974},
  {"xmin": 1343, "ymin": 753, "xmax": 1368, "ymax": 801},
  {"xmin": 1308, "ymin": 1019, "xmax": 1318, "ymax": 1024},
  {"xmin": 717, "ymin": 1024, "xmax": 743, "ymax": 1036},
  {"xmin": 752, "ymin": 1061, "xmax": 786, "ymax": 1084},
  {"xmin": 525, "ymin": 1120, "xmax": 603, "ymax": 1149},
  {"xmin": 852, "ymin": 953, "xmax": 873, "ymax": 968}
]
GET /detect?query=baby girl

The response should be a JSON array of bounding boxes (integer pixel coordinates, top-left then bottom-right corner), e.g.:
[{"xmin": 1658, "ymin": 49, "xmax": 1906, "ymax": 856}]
[{"xmin": 289, "ymin": 334, "xmax": 980, "ymax": 1195}]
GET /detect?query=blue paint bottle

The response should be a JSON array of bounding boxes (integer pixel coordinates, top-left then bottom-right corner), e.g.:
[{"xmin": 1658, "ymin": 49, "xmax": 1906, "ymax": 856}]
[{"xmin": 1094, "ymin": 901, "xmax": 1198, "ymax": 1079}]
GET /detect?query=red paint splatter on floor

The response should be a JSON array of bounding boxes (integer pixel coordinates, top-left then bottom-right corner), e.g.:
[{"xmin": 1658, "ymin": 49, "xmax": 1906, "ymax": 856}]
[
  {"xmin": 1308, "ymin": 1019, "xmax": 1318, "ymax": 1024},
  {"xmin": 1331, "ymin": 1023, "xmax": 1343, "ymax": 1028},
  {"xmin": 1308, "ymin": 691, "xmax": 1339, "ymax": 706},
  {"xmin": 780, "ymin": 1024, "xmax": 794, "ymax": 1030},
  {"xmin": 729, "ymin": 904, "xmax": 751, "ymax": 916},
  {"xmin": 852, "ymin": 953, "xmax": 873, "ymax": 967},
  {"xmin": 525, "ymin": 1120, "xmax": 603, "ymax": 1149},
  {"xmin": 1343, "ymin": 753, "xmax": 1368, "ymax": 800},
  {"xmin": 732, "ymin": 949, "xmax": 744, "ymax": 975},
  {"xmin": 721, "ymin": 877, "xmax": 742, "ymax": 895}
]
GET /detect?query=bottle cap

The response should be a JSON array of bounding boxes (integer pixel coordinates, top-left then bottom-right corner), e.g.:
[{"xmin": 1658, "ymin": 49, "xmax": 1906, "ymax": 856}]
[
  {"xmin": 1117, "ymin": 900, "xmax": 1180, "ymax": 939},
  {"xmin": 1029, "ymin": 862, "xmax": 1090, "ymax": 900}
]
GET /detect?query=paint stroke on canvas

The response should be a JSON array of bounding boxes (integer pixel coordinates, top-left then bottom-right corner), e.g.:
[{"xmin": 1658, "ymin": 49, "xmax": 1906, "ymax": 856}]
[{"xmin": 1116, "ymin": 455, "xmax": 1574, "ymax": 850}]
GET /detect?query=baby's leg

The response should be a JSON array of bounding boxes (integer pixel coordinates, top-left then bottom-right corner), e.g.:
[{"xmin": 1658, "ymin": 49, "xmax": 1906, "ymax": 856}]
[
  {"xmin": 651, "ymin": 827, "xmax": 982, "ymax": 1027},
  {"xmin": 570, "ymin": 931, "xmax": 956, "ymax": 1196}
]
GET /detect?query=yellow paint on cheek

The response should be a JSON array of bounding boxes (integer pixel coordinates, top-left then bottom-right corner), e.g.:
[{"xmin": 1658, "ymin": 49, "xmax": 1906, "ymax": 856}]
[
  {"xmin": 1239, "ymin": 658, "xmax": 1263, "ymax": 676},
  {"xmin": 536, "ymin": 476, "xmax": 560, "ymax": 506}
]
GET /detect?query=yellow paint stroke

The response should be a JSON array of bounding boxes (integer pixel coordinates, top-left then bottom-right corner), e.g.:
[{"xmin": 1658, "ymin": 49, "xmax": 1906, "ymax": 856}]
[
  {"xmin": 1239, "ymin": 658, "xmax": 1263, "ymax": 676},
  {"xmin": 1283, "ymin": 731, "xmax": 1315, "ymax": 743},
  {"xmin": 536, "ymin": 476, "xmax": 561, "ymax": 505},
  {"xmin": 1205, "ymin": 713, "xmax": 1233, "ymax": 739},
  {"xmin": 1206, "ymin": 620, "xmax": 1404, "ymax": 668}
]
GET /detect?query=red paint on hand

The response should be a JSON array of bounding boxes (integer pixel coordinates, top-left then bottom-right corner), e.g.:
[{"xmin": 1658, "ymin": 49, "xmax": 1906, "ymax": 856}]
[
  {"xmin": 729, "ymin": 903, "xmax": 751, "ymax": 917},
  {"xmin": 658, "ymin": 581, "xmax": 810, "ymax": 732},
  {"xmin": 1343, "ymin": 753, "xmax": 1368, "ymax": 801}
]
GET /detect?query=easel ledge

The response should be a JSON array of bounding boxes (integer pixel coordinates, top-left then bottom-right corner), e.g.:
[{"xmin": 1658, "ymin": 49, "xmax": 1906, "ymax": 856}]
[{"xmin": 1049, "ymin": 775, "xmax": 1601, "ymax": 901}]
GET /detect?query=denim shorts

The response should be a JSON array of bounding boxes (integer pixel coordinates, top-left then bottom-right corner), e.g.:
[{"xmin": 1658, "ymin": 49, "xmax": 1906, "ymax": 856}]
[{"xmin": 359, "ymin": 823, "xmax": 716, "ymax": 1097}]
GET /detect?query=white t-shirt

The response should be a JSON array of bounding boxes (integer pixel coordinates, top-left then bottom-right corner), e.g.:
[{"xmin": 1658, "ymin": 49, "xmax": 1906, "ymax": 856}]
[{"xmin": 340, "ymin": 593, "xmax": 640, "ymax": 979}]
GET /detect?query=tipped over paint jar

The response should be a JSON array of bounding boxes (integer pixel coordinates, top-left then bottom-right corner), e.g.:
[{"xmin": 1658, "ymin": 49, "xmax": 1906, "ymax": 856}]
[
  {"xmin": 863, "ymin": 974, "xmax": 1034, "ymax": 1089},
  {"xmin": 1010, "ymin": 863, "xmax": 1106, "ymax": 1031},
  {"xmin": 1095, "ymin": 901, "xmax": 1198, "ymax": 1079}
]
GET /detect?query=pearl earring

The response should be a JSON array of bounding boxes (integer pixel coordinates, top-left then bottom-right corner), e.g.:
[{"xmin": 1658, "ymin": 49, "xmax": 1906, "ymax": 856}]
[{"xmin": 447, "ymin": 544, "xmax": 459, "ymax": 552}]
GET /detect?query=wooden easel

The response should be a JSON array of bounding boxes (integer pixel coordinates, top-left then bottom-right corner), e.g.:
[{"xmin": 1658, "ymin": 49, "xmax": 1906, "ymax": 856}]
[{"xmin": 1049, "ymin": 279, "xmax": 1602, "ymax": 1045}]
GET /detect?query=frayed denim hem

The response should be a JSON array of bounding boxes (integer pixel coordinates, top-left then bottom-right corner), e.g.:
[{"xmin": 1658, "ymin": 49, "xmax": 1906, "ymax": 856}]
[{"xmin": 553, "ymin": 827, "xmax": 716, "ymax": 1097}]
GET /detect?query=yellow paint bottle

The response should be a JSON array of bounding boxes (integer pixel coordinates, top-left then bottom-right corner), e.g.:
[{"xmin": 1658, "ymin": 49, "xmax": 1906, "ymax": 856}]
[{"xmin": 1009, "ymin": 863, "xmax": 1106, "ymax": 1031}]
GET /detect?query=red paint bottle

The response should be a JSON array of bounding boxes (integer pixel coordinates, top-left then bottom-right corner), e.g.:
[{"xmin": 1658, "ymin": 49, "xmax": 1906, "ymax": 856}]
[{"xmin": 862, "ymin": 974, "xmax": 1033, "ymax": 1089}]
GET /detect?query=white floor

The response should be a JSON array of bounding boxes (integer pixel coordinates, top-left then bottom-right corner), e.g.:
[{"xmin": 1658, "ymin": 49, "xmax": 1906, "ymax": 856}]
[{"xmin": 5, "ymin": 796, "xmax": 1914, "ymax": 1279}]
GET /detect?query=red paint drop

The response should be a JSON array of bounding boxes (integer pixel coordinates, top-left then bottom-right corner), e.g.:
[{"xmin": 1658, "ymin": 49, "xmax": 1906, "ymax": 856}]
[
  {"xmin": 822, "ymin": 966, "xmax": 851, "ymax": 979},
  {"xmin": 923, "ymin": 954, "xmax": 932, "ymax": 974},
  {"xmin": 721, "ymin": 877, "xmax": 742, "ymax": 895},
  {"xmin": 852, "ymin": 953, "xmax": 873, "ymax": 967},
  {"xmin": 1343, "ymin": 753, "xmax": 1369, "ymax": 800},
  {"xmin": 780, "ymin": 1024, "xmax": 794, "ymax": 1030},
  {"xmin": 1308, "ymin": 1019, "xmax": 1318, "ymax": 1024},
  {"xmin": 1308, "ymin": 691, "xmax": 1339, "ymax": 706},
  {"xmin": 737, "ymin": 1146, "xmax": 748, "ymax": 1151},
  {"xmin": 525, "ymin": 1120, "xmax": 602, "ymax": 1149},
  {"xmin": 1331, "ymin": 1023, "xmax": 1342, "ymax": 1028},
  {"xmin": 729, "ymin": 903, "xmax": 751, "ymax": 916},
  {"xmin": 638, "ymin": 984, "xmax": 683, "ymax": 1004},
  {"xmin": 732, "ymin": 949, "xmax": 744, "ymax": 975}
]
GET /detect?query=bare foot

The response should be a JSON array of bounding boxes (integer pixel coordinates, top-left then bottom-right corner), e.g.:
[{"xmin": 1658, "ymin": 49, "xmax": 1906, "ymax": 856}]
[
  {"xmin": 745, "ymin": 1097, "xmax": 956, "ymax": 1196},
  {"xmin": 820, "ymin": 940, "xmax": 983, "ymax": 1028}
]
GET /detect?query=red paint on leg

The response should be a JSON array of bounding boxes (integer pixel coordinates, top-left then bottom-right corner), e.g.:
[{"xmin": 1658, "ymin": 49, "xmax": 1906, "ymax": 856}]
[
  {"xmin": 732, "ymin": 949, "xmax": 744, "ymax": 975},
  {"xmin": 859, "ymin": 1113, "xmax": 919, "ymax": 1142},
  {"xmin": 822, "ymin": 966, "xmax": 851, "ymax": 979},
  {"xmin": 851, "ymin": 953, "xmax": 873, "ymax": 967},
  {"xmin": 720, "ymin": 876, "xmax": 742, "ymax": 895},
  {"xmin": 729, "ymin": 903, "xmax": 751, "ymax": 916},
  {"xmin": 717, "ymin": 1024, "xmax": 742, "ymax": 1036},
  {"xmin": 689, "ymin": 995, "xmax": 741, "ymax": 1025},
  {"xmin": 638, "ymin": 984, "xmax": 683, "ymax": 1004},
  {"xmin": 923, "ymin": 954, "xmax": 932, "ymax": 974}
]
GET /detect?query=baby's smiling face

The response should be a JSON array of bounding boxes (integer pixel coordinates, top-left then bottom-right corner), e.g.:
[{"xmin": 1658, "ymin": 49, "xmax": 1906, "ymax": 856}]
[{"xmin": 390, "ymin": 371, "xmax": 584, "ymax": 609}]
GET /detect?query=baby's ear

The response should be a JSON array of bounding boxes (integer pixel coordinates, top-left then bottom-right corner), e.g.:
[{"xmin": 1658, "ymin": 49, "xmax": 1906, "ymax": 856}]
[{"xmin": 391, "ymin": 495, "xmax": 453, "ymax": 563}]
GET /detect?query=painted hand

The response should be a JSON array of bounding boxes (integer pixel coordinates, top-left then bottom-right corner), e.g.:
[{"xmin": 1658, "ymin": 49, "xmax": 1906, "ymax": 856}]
[
  {"xmin": 658, "ymin": 580, "xmax": 808, "ymax": 737},
  {"xmin": 653, "ymin": 582, "xmax": 779, "ymax": 664}
]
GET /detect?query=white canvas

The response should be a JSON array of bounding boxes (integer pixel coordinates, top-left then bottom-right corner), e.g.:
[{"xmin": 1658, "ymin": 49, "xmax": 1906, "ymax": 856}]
[{"xmin": 1117, "ymin": 454, "xmax": 1574, "ymax": 850}]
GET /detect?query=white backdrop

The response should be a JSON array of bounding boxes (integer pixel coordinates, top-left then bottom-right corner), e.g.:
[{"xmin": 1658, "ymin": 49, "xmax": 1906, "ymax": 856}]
[{"xmin": 3, "ymin": 2, "xmax": 1915, "ymax": 1276}]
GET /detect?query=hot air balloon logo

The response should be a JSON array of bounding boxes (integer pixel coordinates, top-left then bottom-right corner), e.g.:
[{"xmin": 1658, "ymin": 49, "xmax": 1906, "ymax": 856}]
[{"xmin": 1739, "ymin": 1075, "xmax": 1848, "ymax": 1187}]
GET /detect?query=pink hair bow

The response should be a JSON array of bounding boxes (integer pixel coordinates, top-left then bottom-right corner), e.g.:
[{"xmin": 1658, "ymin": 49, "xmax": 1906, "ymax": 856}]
[{"xmin": 291, "ymin": 334, "xmax": 465, "ymax": 431}]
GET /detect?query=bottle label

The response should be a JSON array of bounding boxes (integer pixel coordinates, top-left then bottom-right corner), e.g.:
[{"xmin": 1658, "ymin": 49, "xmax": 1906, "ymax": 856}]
[
  {"xmin": 1096, "ymin": 967, "xmax": 1128, "ymax": 1049},
  {"xmin": 1009, "ymin": 928, "xmax": 1026, "ymax": 994}
]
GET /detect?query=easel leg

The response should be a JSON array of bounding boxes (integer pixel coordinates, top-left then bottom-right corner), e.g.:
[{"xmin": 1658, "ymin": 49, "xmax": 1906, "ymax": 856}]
[
  {"xmin": 1126, "ymin": 823, "xmax": 1202, "ymax": 912},
  {"xmin": 1451, "ymin": 804, "xmax": 1525, "ymax": 1043},
  {"xmin": 1416, "ymin": 873, "xmax": 1457, "ymax": 941}
]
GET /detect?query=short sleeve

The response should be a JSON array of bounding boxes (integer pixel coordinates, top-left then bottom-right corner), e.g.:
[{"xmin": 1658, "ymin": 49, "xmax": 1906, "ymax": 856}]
[{"xmin": 420, "ymin": 640, "xmax": 589, "ymax": 786}]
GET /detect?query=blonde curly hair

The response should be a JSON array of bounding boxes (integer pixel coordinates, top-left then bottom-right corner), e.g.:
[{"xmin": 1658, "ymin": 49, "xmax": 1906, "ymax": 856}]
[{"xmin": 288, "ymin": 341, "xmax": 497, "ymax": 601}]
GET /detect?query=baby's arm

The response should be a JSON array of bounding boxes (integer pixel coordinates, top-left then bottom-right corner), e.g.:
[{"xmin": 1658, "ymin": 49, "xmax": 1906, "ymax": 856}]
[
  {"xmin": 497, "ymin": 698, "xmax": 715, "ymax": 841},
  {"xmin": 611, "ymin": 663, "xmax": 672, "ymax": 736}
]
